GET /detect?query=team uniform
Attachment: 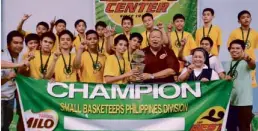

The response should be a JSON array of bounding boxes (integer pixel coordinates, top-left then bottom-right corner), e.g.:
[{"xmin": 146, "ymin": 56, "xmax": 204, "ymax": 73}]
[
  {"xmin": 170, "ymin": 31, "xmax": 197, "ymax": 71},
  {"xmin": 195, "ymin": 25, "xmax": 222, "ymax": 55},
  {"xmin": 104, "ymin": 54, "xmax": 131, "ymax": 84},
  {"xmin": 29, "ymin": 50, "xmax": 54, "ymax": 79},
  {"xmin": 54, "ymin": 53, "xmax": 77, "ymax": 82},
  {"xmin": 80, "ymin": 51, "xmax": 106, "ymax": 83}
]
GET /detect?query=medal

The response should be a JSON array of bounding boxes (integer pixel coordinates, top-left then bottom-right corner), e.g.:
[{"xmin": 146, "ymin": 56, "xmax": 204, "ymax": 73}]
[
  {"xmin": 175, "ymin": 30, "xmax": 184, "ymax": 48},
  {"xmin": 241, "ymin": 27, "xmax": 251, "ymax": 49},
  {"xmin": 115, "ymin": 54, "xmax": 125, "ymax": 75},
  {"xmin": 89, "ymin": 51, "xmax": 101, "ymax": 74},
  {"xmin": 62, "ymin": 53, "xmax": 72, "ymax": 79},
  {"xmin": 40, "ymin": 51, "xmax": 51, "ymax": 78},
  {"xmin": 227, "ymin": 60, "xmax": 241, "ymax": 81}
]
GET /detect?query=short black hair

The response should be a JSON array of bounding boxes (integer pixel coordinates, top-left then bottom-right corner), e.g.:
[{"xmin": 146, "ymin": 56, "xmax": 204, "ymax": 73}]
[
  {"xmin": 59, "ymin": 30, "xmax": 75, "ymax": 41},
  {"xmin": 86, "ymin": 30, "xmax": 99, "ymax": 39},
  {"xmin": 173, "ymin": 14, "xmax": 185, "ymax": 22},
  {"xmin": 200, "ymin": 37, "xmax": 214, "ymax": 47},
  {"xmin": 191, "ymin": 47, "xmax": 210, "ymax": 68},
  {"xmin": 25, "ymin": 33, "xmax": 40, "ymax": 45},
  {"xmin": 40, "ymin": 32, "xmax": 56, "ymax": 43},
  {"xmin": 36, "ymin": 21, "xmax": 49, "ymax": 30},
  {"xmin": 238, "ymin": 10, "xmax": 251, "ymax": 20},
  {"xmin": 114, "ymin": 34, "xmax": 128, "ymax": 46},
  {"xmin": 74, "ymin": 19, "xmax": 86, "ymax": 28},
  {"xmin": 228, "ymin": 39, "xmax": 246, "ymax": 51},
  {"xmin": 130, "ymin": 32, "xmax": 143, "ymax": 44},
  {"xmin": 95, "ymin": 21, "xmax": 107, "ymax": 30},
  {"xmin": 121, "ymin": 16, "xmax": 134, "ymax": 25},
  {"xmin": 142, "ymin": 13, "xmax": 153, "ymax": 21},
  {"xmin": 7, "ymin": 30, "xmax": 24, "ymax": 45},
  {"xmin": 55, "ymin": 19, "xmax": 67, "ymax": 26},
  {"xmin": 203, "ymin": 8, "xmax": 214, "ymax": 16}
]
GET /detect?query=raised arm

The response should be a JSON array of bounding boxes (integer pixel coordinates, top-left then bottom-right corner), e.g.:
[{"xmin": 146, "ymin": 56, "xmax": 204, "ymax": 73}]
[
  {"xmin": 49, "ymin": 16, "xmax": 56, "ymax": 32},
  {"xmin": 17, "ymin": 14, "xmax": 31, "ymax": 34},
  {"xmin": 157, "ymin": 21, "xmax": 169, "ymax": 46},
  {"xmin": 45, "ymin": 51, "xmax": 61, "ymax": 79},
  {"xmin": 104, "ymin": 26, "xmax": 115, "ymax": 55},
  {"xmin": 73, "ymin": 37, "xmax": 87, "ymax": 69}
]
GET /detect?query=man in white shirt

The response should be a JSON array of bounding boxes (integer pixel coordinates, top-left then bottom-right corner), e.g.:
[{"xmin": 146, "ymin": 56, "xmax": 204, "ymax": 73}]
[{"xmin": 1, "ymin": 31, "xmax": 24, "ymax": 130}]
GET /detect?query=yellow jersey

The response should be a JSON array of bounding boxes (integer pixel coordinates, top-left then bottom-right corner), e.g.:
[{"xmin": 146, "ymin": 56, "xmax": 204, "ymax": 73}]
[
  {"xmin": 195, "ymin": 25, "xmax": 222, "ymax": 55},
  {"xmin": 227, "ymin": 28, "xmax": 258, "ymax": 60},
  {"xmin": 80, "ymin": 51, "xmax": 106, "ymax": 83},
  {"xmin": 54, "ymin": 53, "xmax": 77, "ymax": 82},
  {"xmin": 104, "ymin": 54, "xmax": 131, "ymax": 84},
  {"xmin": 170, "ymin": 31, "xmax": 197, "ymax": 57},
  {"xmin": 140, "ymin": 31, "xmax": 150, "ymax": 49},
  {"xmin": 29, "ymin": 51, "xmax": 53, "ymax": 79}
]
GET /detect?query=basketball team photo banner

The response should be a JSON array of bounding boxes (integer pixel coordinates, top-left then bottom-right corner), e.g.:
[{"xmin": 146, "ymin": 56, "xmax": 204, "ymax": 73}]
[
  {"xmin": 95, "ymin": 0, "xmax": 197, "ymax": 33},
  {"xmin": 16, "ymin": 75, "xmax": 232, "ymax": 131}
]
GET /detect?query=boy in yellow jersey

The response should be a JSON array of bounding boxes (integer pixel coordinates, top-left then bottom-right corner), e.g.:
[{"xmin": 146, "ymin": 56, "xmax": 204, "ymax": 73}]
[
  {"xmin": 106, "ymin": 16, "xmax": 133, "ymax": 55},
  {"xmin": 228, "ymin": 10, "xmax": 258, "ymax": 87},
  {"xmin": 46, "ymin": 30, "xmax": 77, "ymax": 82},
  {"xmin": 169, "ymin": 14, "xmax": 197, "ymax": 71},
  {"xmin": 73, "ymin": 19, "xmax": 87, "ymax": 52},
  {"xmin": 95, "ymin": 21, "xmax": 108, "ymax": 55},
  {"xmin": 22, "ymin": 33, "xmax": 40, "ymax": 60},
  {"xmin": 17, "ymin": 14, "xmax": 49, "ymax": 37},
  {"xmin": 123, "ymin": 32, "xmax": 143, "ymax": 64},
  {"xmin": 114, "ymin": 16, "xmax": 133, "ymax": 40},
  {"xmin": 140, "ymin": 13, "xmax": 169, "ymax": 49},
  {"xmin": 20, "ymin": 32, "xmax": 56, "ymax": 79},
  {"xmin": 52, "ymin": 19, "xmax": 66, "ymax": 51},
  {"xmin": 74, "ymin": 30, "xmax": 106, "ymax": 83},
  {"xmin": 195, "ymin": 8, "xmax": 222, "ymax": 56},
  {"xmin": 104, "ymin": 34, "xmax": 136, "ymax": 84}
]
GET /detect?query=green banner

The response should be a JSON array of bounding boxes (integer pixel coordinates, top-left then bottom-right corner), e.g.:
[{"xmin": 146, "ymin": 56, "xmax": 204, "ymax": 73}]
[
  {"xmin": 16, "ymin": 75, "xmax": 232, "ymax": 131},
  {"xmin": 95, "ymin": 0, "xmax": 197, "ymax": 34}
]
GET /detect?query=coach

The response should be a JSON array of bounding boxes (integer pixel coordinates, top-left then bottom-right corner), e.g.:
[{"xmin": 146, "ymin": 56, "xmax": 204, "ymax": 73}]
[{"xmin": 141, "ymin": 29, "xmax": 179, "ymax": 83}]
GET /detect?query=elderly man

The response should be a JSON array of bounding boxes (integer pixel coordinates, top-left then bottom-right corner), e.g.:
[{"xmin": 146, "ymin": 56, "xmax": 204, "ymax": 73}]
[{"xmin": 141, "ymin": 29, "xmax": 179, "ymax": 83}]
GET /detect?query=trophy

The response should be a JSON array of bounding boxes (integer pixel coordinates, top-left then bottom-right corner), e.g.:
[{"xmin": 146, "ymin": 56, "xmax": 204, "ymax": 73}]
[{"xmin": 131, "ymin": 49, "xmax": 145, "ymax": 82}]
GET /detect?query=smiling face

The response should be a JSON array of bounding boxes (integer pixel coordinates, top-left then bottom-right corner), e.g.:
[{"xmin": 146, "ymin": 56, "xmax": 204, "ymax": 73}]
[
  {"xmin": 8, "ymin": 36, "xmax": 24, "ymax": 55},
  {"xmin": 229, "ymin": 44, "xmax": 244, "ymax": 60},
  {"xmin": 122, "ymin": 19, "xmax": 133, "ymax": 32},
  {"xmin": 149, "ymin": 30, "xmax": 162, "ymax": 50},
  {"xmin": 60, "ymin": 34, "xmax": 73, "ymax": 50},
  {"xmin": 192, "ymin": 51, "xmax": 205, "ymax": 68},
  {"xmin": 115, "ymin": 40, "xmax": 128, "ymax": 55},
  {"xmin": 174, "ymin": 18, "xmax": 185, "ymax": 31}
]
